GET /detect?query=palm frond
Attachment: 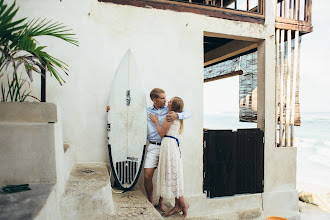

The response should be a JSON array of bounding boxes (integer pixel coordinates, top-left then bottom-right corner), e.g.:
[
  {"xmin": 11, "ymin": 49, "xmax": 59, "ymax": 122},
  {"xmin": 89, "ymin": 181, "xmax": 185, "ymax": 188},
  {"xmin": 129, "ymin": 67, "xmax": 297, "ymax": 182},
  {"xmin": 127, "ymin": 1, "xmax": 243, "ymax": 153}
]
[
  {"xmin": 23, "ymin": 18, "xmax": 79, "ymax": 46},
  {"xmin": 0, "ymin": 0, "xmax": 79, "ymax": 88}
]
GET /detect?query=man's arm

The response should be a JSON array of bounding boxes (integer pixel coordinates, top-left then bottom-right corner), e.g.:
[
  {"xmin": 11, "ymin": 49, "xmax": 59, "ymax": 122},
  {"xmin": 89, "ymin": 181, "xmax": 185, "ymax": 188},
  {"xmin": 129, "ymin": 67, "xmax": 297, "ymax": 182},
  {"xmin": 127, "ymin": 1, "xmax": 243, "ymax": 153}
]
[
  {"xmin": 166, "ymin": 109, "xmax": 191, "ymax": 122},
  {"xmin": 177, "ymin": 109, "xmax": 190, "ymax": 120}
]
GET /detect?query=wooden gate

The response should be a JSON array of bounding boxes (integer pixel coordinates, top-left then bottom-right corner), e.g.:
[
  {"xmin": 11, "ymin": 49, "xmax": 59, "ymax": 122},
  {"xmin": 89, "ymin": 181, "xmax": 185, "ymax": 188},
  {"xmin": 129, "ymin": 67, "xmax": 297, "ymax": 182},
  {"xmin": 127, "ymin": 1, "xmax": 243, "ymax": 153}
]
[{"xmin": 203, "ymin": 128, "xmax": 264, "ymax": 198}]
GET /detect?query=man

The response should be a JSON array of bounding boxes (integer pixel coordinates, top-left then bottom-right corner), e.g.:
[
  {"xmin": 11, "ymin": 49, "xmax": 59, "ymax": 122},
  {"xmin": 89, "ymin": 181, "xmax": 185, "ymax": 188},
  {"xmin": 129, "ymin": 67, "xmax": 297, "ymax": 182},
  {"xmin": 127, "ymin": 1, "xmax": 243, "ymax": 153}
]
[{"xmin": 145, "ymin": 88, "xmax": 190, "ymax": 211}]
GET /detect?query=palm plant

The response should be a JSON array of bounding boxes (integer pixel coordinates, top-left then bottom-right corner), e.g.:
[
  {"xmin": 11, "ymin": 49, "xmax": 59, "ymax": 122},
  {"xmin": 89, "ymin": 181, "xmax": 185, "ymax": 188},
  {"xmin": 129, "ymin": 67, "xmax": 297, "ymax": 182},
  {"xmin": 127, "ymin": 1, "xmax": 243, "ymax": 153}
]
[{"xmin": 0, "ymin": 0, "xmax": 79, "ymax": 99}]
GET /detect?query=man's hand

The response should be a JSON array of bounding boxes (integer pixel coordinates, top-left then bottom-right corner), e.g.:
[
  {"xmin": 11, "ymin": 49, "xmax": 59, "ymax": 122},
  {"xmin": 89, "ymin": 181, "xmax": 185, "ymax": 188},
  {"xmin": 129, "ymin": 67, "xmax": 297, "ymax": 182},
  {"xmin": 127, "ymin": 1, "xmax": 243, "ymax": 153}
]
[
  {"xmin": 166, "ymin": 111, "xmax": 178, "ymax": 122},
  {"xmin": 106, "ymin": 106, "xmax": 110, "ymax": 112}
]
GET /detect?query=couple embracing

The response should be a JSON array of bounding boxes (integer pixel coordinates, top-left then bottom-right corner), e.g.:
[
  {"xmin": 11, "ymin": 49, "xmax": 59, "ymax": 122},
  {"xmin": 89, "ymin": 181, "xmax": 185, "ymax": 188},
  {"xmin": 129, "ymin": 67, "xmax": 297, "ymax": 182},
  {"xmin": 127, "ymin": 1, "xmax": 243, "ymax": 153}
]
[{"xmin": 144, "ymin": 88, "xmax": 190, "ymax": 218}]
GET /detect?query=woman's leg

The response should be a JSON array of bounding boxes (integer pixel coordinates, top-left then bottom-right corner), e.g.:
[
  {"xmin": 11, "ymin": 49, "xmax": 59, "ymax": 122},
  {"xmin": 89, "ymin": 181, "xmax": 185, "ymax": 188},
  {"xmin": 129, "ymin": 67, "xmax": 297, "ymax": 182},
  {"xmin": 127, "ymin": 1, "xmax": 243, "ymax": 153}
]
[
  {"xmin": 178, "ymin": 196, "xmax": 189, "ymax": 218},
  {"xmin": 165, "ymin": 198, "xmax": 181, "ymax": 216}
]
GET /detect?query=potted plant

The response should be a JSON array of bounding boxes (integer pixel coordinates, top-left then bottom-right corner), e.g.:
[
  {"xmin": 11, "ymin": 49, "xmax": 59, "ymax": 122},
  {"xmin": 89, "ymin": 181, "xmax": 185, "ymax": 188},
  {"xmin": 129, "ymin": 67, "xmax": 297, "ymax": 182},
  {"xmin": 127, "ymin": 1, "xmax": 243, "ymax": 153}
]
[{"xmin": 0, "ymin": 0, "xmax": 79, "ymax": 102}]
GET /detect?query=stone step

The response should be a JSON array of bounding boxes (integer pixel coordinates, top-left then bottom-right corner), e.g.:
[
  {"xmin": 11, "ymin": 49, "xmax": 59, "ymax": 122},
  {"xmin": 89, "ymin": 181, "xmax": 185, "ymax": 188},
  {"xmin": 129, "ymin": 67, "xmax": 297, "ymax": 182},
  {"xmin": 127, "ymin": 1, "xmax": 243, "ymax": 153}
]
[
  {"xmin": 60, "ymin": 163, "xmax": 114, "ymax": 219},
  {"xmin": 110, "ymin": 187, "xmax": 164, "ymax": 220}
]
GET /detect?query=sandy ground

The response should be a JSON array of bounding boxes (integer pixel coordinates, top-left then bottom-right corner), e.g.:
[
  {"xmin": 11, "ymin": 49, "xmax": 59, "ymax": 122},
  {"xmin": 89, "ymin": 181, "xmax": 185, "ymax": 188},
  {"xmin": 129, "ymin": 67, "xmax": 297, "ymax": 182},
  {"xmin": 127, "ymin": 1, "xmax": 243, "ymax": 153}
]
[
  {"xmin": 299, "ymin": 201, "xmax": 330, "ymax": 220},
  {"xmin": 297, "ymin": 181, "xmax": 330, "ymax": 220}
]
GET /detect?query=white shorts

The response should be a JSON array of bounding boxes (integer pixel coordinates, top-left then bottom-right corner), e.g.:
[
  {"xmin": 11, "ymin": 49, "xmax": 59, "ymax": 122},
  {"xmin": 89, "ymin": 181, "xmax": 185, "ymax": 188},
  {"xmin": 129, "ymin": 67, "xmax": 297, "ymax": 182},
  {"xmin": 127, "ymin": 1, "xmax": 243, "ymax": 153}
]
[{"xmin": 144, "ymin": 143, "xmax": 161, "ymax": 168}]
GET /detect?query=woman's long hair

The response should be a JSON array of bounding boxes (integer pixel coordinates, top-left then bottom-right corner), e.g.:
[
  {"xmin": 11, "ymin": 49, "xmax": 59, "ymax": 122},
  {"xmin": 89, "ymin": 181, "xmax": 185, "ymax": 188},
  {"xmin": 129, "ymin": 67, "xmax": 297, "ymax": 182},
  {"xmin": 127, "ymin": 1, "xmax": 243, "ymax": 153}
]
[{"xmin": 170, "ymin": 97, "xmax": 184, "ymax": 134}]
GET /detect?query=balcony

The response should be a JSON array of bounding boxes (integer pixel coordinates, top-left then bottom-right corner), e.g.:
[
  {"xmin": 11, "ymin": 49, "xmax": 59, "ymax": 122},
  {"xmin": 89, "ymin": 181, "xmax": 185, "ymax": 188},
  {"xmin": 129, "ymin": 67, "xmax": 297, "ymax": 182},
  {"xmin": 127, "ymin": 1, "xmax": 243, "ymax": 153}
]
[
  {"xmin": 99, "ymin": 0, "xmax": 265, "ymax": 23},
  {"xmin": 99, "ymin": 0, "xmax": 312, "ymax": 33},
  {"xmin": 276, "ymin": 0, "xmax": 313, "ymax": 34}
]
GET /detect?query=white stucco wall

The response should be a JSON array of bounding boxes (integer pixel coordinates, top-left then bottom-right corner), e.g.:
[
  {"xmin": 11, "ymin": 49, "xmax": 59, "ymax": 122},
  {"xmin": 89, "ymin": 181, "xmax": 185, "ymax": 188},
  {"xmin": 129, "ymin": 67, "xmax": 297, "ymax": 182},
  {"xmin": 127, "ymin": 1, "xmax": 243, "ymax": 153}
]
[
  {"xmin": 6, "ymin": 1, "xmax": 300, "ymax": 217},
  {"xmin": 10, "ymin": 0, "xmax": 267, "ymax": 197}
]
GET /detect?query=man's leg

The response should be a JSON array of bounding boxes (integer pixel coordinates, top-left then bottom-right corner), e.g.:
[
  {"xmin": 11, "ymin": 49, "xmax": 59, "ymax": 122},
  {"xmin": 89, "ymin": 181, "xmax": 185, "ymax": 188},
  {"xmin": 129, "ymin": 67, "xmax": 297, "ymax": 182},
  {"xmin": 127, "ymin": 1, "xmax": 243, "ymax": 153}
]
[
  {"xmin": 144, "ymin": 167, "xmax": 156, "ymax": 204},
  {"xmin": 144, "ymin": 168, "xmax": 167, "ymax": 211},
  {"xmin": 158, "ymin": 197, "xmax": 167, "ymax": 212}
]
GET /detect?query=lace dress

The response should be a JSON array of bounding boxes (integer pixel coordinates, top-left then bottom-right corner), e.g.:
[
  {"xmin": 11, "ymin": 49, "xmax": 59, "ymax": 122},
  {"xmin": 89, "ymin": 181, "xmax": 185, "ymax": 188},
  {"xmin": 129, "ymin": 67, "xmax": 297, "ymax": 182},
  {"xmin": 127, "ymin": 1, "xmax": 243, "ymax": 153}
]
[{"xmin": 156, "ymin": 120, "xmax": 184, "ymax": 199}]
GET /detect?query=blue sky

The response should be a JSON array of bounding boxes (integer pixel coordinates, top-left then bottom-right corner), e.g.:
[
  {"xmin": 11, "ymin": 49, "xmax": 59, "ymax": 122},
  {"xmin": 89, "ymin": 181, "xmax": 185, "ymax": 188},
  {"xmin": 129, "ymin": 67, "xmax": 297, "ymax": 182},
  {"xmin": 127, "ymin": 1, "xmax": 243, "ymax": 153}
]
[{"xmin": 204, "ymin": 1, "xmax": 330, "ymax": 114}]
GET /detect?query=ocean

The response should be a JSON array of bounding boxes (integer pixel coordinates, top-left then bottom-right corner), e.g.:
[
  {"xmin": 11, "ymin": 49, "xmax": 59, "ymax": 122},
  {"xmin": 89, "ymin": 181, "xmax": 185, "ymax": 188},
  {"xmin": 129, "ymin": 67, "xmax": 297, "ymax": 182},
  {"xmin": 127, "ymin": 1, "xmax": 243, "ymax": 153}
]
[{"xmin": 203, "ymin": 112, "xmax": 330, "ymax": 191}]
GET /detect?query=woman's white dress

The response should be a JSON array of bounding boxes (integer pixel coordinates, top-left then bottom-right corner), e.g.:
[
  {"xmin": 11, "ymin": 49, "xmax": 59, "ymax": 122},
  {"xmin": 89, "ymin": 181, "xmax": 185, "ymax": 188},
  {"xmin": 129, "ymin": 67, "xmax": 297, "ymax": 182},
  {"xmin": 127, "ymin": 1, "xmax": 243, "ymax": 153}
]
[{"xmin": 156, "ymin": 120, "xmax": 184, "ymax": 199}]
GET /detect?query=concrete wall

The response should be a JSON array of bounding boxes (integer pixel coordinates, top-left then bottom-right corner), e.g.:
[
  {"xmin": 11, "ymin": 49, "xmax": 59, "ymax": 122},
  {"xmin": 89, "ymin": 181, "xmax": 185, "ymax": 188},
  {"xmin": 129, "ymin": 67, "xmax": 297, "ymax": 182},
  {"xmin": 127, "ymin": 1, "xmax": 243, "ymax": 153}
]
[
  {"xmin": 0, "ymin": 103, "xmax": 58, "ymax": 185},
  {"xmin": 10, "ymin": 0, "xmax": 266, "ymax": 196},
  {"xmin": 3, "ymin": 0, "xmax": 300, "ymax": 218}
]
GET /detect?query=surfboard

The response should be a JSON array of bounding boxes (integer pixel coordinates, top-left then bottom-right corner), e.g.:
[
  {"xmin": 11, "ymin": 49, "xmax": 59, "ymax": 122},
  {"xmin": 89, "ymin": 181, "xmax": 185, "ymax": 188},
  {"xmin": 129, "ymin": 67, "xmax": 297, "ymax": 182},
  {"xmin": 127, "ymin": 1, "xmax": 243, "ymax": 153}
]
[{"xmin": 107, "ymin": 49, "xmax": 147, "ymax": 191}]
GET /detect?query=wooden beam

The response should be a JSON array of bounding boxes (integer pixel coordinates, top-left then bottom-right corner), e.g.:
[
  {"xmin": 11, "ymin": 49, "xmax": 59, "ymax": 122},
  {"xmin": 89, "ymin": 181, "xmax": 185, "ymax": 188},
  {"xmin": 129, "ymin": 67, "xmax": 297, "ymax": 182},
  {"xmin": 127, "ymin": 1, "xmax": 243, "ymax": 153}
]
[
  {"xmin": 275, "ymin": 22, "xmax": 313, "ymax": 34},
  {"xmin": 204, "ymin": 70, "xmax": 243, "ymax": 83},
  {"xmin": 204, "ymin": 40, "xmax": 257, "ymax": 66},
  {"xmin": 276, "ymin": 16, "xmax": 309, "ymax": 25},
  {"xmin": 204, "ymin": 31, "xmax": 261, "ymax": 42},
  {"xmin": 98, "ymin": 0, "xmax": 265, "ymax": 24}
]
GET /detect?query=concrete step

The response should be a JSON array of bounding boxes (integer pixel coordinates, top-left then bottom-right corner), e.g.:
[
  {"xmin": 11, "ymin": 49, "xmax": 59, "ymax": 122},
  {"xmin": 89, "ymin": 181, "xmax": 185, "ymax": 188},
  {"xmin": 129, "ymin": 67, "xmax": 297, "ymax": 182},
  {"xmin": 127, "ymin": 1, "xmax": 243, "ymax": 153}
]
[
  {"xmin": 60, "ymin": 163, "xmax": 114, "ymax": 219},
  {"xmin": 110, "ymin": 187, "xmax": 164, "ymax": 219},
  {"xmin": 155, "ymin": 202, "xmax": 263, "ymax": 220}
]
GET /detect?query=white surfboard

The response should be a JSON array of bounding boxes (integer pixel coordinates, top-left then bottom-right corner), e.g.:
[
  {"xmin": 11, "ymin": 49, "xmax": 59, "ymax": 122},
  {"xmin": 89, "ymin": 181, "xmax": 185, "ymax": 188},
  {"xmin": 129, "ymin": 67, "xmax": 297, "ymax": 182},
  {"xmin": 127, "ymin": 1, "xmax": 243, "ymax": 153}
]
[{"xmin": 107, "ymin": 50, "xmax": 147, "ymax": 190}]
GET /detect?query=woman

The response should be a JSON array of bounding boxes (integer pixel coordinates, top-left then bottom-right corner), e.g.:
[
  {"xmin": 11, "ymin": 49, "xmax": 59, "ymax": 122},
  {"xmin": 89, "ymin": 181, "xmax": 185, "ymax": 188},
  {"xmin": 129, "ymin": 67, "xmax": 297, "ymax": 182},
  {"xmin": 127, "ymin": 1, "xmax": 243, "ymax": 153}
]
[{"xmin": 149, "ymin": 97, "xmax": 189, "ymax": 218}]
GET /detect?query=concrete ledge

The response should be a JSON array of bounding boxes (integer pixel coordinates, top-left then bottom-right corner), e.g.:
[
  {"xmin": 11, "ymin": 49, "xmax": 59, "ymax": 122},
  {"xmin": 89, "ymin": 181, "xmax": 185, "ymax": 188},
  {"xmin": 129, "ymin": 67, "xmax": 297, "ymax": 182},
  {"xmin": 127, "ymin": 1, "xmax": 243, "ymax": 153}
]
[
  {"xmin": 263, "ymin": 190, "xmax": 300, "ymax": 220},
  {"xmin": 0, "ymin": 184, "xmax": 57, "ymax": 220},
  {"xmin": 0, "ymin": 102, "xmax": 57, "ymax": 123},
  {"xmin": 60, "ymin": 163, "xmax": 114, "ymax": 219},
  {"xmin": 0, "ymin": 124, "xmax": 57, "ymax": 185},
  {"xmin": 206, "ymin": 193, "xmax": 263, "ymax": 214},
  {"xmin": 263, "ymin": 190, "xmax": 299, "ymax": 211}
]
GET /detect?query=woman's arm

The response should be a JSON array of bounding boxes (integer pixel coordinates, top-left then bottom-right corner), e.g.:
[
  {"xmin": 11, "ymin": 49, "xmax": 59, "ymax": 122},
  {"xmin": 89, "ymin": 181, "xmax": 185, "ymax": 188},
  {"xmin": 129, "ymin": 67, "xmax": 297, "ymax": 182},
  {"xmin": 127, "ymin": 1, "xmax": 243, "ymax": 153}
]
[{"xmin": 149, "ymin": 113, "xmax": 172, "ymax": 137}]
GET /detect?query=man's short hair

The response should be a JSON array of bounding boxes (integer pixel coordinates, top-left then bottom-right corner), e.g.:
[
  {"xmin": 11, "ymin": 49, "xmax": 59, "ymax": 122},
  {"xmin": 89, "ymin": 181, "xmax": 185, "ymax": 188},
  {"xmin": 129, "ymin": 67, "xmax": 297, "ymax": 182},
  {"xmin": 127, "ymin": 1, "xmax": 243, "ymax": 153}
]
[{"xmin": 150, "ymin": 88, "xmax": 165, "ymax": 101}]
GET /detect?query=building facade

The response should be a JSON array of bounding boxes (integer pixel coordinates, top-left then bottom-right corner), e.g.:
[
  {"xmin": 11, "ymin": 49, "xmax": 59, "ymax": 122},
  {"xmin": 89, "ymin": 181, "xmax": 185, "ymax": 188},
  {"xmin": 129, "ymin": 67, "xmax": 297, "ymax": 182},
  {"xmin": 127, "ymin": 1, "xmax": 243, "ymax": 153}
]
[{"xmin": 5, "ymin": 0, "xmax": 312, "ymax": 219}]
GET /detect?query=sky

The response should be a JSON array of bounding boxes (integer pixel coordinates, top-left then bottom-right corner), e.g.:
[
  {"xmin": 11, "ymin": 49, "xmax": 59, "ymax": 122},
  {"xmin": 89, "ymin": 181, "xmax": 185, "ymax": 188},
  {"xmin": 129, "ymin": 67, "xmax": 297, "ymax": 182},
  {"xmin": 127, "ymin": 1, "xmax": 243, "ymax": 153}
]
[{"xmin": 204, "ymin": 1, "xmax": 330, "ymax": 114}]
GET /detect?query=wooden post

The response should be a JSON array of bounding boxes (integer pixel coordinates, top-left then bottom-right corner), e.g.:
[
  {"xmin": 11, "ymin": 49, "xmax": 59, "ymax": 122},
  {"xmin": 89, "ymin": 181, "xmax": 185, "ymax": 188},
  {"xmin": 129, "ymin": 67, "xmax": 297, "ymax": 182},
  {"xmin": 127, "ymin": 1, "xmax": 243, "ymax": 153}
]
[
  {"xmin": 304, "ymin": 0, "xmax": 310, "ymax": 22},
  {"xmin": 41, "ymin": 67, "xmax": 46, "ymax": 102},
  {"xmin": 285, "ymin": 30, "xmax": 292, "ymax": 147},
  {"xmin": 293, "ymin": 0, "xmax": 296, "ymax": 20},
  {"xmin": 297, "ymin": 0, "xmax": 300, "ymax": 20},
  {"xmin": 290, "ymin": 31, "xmax": 299, "ymax": 147},
  {"xmin": 284, "ymin": 0, "xmax": 287, "ymax": 17},
  {"xmin": 275, "ymin": 0, "xmax": 278, "ymax": 17},
  {"xmin": 247, "ymin": 0, "xmax": 249, "ymax": 11},
  {"xmin": 279, "ymin": 29, "xmax": 285, "ymax": 147},
  {"xmin": 308, "ymin": 0, "xmax": 312, "ymax": 24},
  {"xmin": 220, "ymin": 0, "xmax": 223, "ymax": 8},
  {"xmin": 289, "ymin": 0, "xmax": 292, "ymax": 19},
  {"xmin": 275, "ymin": 29, "xmax": 280, "ymax": 146}
]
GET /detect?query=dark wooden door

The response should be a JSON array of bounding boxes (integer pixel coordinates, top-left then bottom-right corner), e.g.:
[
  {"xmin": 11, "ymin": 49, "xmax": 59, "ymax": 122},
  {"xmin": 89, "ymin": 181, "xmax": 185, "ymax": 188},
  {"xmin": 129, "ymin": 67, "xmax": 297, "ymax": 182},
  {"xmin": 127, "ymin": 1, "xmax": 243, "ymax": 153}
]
[
  {"xmin": 204, "ymin": 129, "xmax": 235, "ymax": 198},
  {"xmin": 203, "ymin": 128, "xmax": 264, "ymax": 198}
]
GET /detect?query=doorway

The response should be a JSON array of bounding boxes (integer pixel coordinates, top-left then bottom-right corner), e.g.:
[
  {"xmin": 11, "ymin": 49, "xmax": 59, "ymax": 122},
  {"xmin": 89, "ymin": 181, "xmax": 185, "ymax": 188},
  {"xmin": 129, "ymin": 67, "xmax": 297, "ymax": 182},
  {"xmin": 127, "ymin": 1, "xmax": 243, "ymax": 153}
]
[{"xmin": 203, "ymin": 34, "xmax": 264, "ymax": 198}]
